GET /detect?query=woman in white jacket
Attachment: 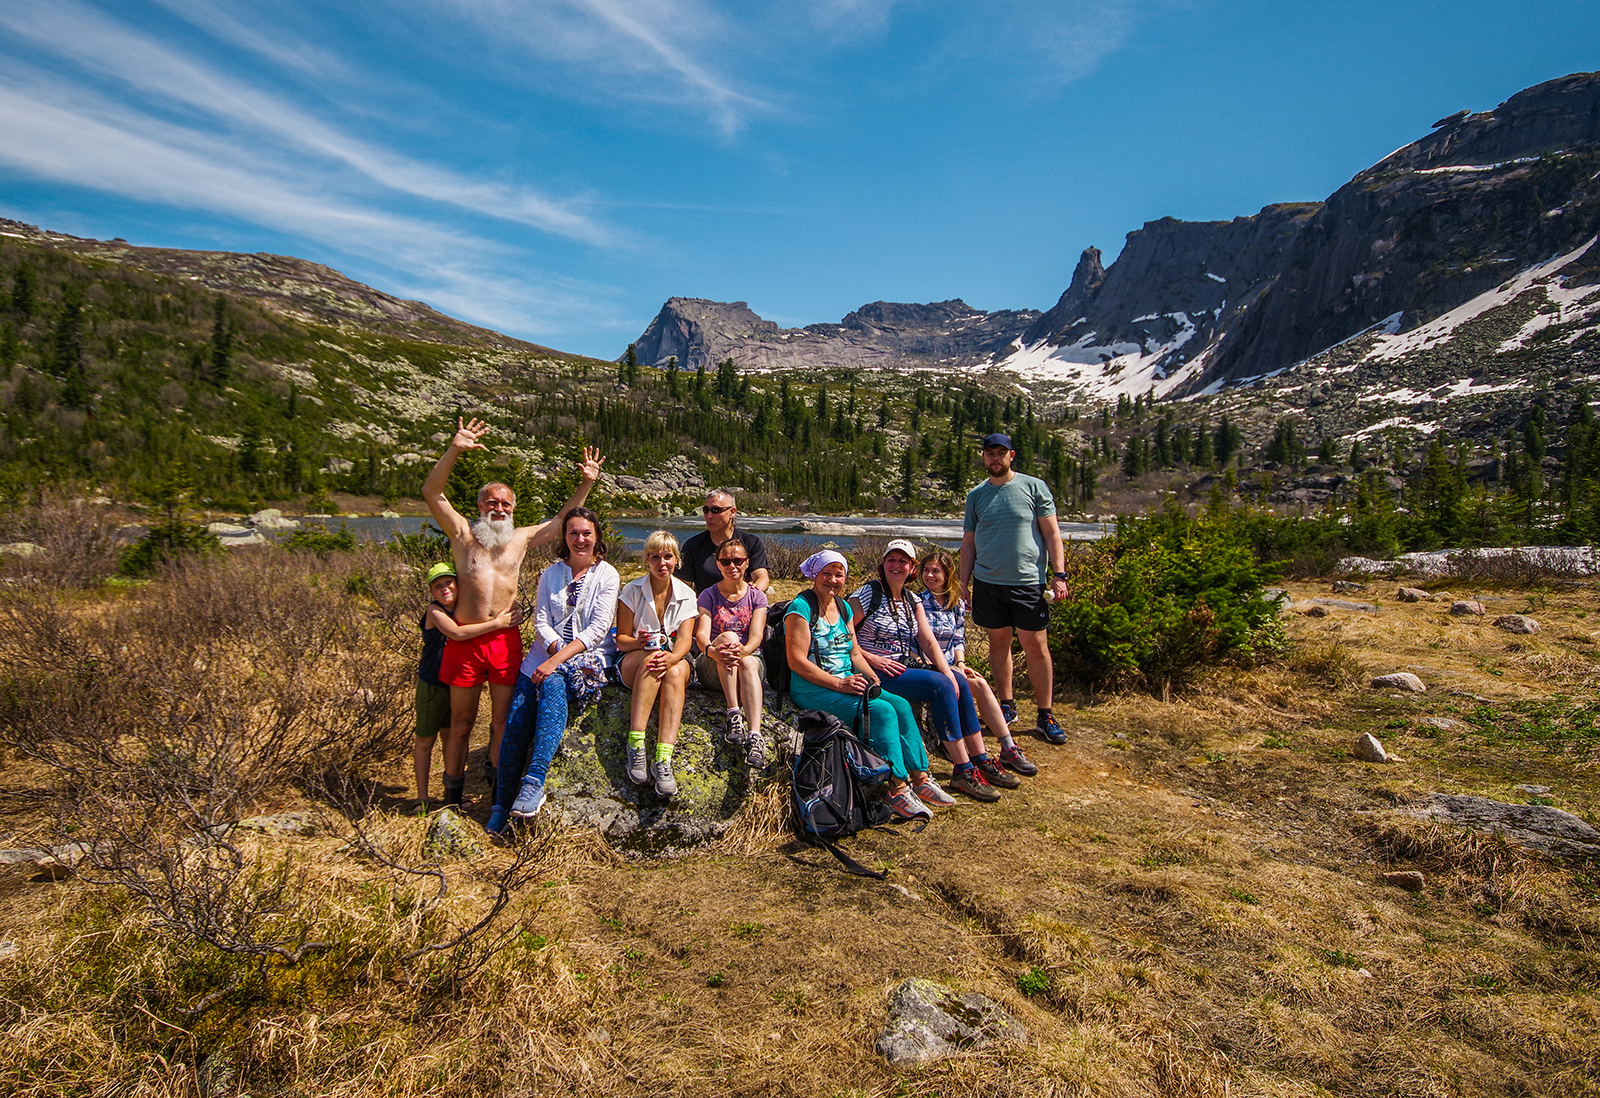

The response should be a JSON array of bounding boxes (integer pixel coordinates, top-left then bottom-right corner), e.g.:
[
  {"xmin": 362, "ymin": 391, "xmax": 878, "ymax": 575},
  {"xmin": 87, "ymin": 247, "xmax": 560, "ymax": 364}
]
[
  {"xmin": 487, "ymin": 507, "xmax": 619, "ymax": 833},
  {"xmin": 614, "ymin": 530, "xmax": 698, "ymax": 796}
]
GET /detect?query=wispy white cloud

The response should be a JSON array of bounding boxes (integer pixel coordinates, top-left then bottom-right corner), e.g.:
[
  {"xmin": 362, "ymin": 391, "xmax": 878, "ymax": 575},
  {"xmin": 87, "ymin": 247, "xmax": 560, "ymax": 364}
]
[
  {"xmin": 0, "ymin": 70, "xmax": 620, "ymax": 336},
  {"xmin": 0, "ymin": 0, "xmax": 616, "ymax": 246},
  {"xmin": 142, "ymin": 0, "xmax": 359, "ymax": 82},
  {"xmin": 427, "ymin": 0, "xmax": 770, "ymax": 135}
]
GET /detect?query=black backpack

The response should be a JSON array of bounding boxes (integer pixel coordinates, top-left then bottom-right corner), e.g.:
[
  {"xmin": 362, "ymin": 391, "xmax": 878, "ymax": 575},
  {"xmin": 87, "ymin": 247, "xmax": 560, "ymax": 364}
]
[
  {"xmin": 789, "ymin": 705, "xmax": 895, "ymax": 879},
  {"xmin": 762, "ymin": 589, "xmax": 823, "ymax": 696}
]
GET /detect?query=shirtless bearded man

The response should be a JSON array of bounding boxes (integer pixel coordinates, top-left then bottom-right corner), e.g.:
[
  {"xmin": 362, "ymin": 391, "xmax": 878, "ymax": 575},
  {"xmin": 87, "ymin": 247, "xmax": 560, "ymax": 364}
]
[{"xmin": 423, "ymin": 417, "xmax": 605, "ymax": 805}]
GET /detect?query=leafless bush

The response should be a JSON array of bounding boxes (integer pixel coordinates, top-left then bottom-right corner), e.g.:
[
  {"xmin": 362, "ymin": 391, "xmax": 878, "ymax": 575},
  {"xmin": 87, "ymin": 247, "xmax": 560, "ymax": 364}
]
[
  {"xmin": 762, "ymin": 537, "xmax": 825, "ymax": 580},
  {"xmin": 848, "ymin": 533, "xmax": 892, "ymax": 576},
  {"xmin": 0, "ymin": 495, "xmax": 125, "ymax": 587},
  {"xmin": 1433, "ymin": 547, "xmax": 1595, "ymax": 586},
  {"xmin": 0, "ymin": 550, "xmax": 416, "ymax": 964}
]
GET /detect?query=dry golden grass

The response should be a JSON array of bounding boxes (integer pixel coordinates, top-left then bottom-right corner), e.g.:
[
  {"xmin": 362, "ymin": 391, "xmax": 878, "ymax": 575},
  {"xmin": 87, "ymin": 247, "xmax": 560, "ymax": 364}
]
[{"xmin": 2, "ymin": 567, "xmax": 1599, "ymax": 1097}]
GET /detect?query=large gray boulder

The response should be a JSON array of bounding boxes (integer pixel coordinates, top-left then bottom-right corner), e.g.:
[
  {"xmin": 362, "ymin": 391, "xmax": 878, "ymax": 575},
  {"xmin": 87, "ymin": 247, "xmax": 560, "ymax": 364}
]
[
  {"xmin": 876, "ymin": 977, "xmax": 1027, "ymax": 1066},
  {"xmin": 539, "ymin": 686, "xmax": 790, "ymax": 853},
  {"xmin": 1402, "ymin": 794, "xmax": 1600, "ymax": 858}
]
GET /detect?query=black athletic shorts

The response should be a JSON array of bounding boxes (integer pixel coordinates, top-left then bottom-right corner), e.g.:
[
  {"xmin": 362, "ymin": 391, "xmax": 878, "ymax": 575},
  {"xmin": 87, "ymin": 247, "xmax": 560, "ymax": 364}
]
[{"xmin": 971, "ymin": 577, "xmax": 1050, "ymax": 633}]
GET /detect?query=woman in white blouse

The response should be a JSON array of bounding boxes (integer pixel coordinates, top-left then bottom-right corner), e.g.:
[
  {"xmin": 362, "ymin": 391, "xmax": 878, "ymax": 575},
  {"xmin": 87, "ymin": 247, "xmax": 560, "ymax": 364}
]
[
  {"xmin": 615, "ymin": 530, "xmax": 698, "ymax": 796},
  {"xmin": 487, "ymin": 507, "xmax": 619, "ymax": 833}
]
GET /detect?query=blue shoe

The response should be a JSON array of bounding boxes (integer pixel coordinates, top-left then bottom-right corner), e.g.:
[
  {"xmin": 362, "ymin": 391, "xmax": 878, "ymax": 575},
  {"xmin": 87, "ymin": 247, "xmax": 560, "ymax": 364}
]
[
  {"xmin": 1000, "ymin": 700, "xmax": 1017, "ymax": 726},
  {"xmin": 511, "ymin": 778, "xmax": 546, "ymax": 818},
  {"xmin": 485, "ymin": 805, "xmax": 509, "ymax": 835},
  {"xmin": 1037, "ymin": 712, "xmax": 1067, "ymax": 745}
]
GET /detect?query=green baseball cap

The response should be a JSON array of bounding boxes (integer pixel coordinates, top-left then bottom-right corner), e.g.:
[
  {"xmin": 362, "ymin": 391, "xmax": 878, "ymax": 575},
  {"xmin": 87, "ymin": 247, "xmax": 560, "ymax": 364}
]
[{"xmin": 425, "ymin": 562, "xmax": 456, "ymax": 585}]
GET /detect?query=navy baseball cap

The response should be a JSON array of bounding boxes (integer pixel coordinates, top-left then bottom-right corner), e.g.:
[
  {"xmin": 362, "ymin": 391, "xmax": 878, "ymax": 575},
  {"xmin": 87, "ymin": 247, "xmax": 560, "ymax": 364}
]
[{"xmin": 981, "ymin": 433, "xmax": 1013, "ymax": 451}]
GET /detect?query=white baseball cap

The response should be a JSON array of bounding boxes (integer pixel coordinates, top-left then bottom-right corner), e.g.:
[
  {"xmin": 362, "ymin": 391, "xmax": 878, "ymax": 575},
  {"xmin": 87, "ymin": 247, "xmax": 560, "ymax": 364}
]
[{"xmin": 883, "ymin": 538, "xmax": 917, "ymax": 560}]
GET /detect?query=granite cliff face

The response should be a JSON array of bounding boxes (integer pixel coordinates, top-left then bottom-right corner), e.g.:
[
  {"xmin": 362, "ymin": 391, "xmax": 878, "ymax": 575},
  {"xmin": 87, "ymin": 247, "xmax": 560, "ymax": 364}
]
[
  {"xmin": 631, "ymin": 296, "xmax": 1039, "ymax": 374},
  {"xmin": 1004, "ymin": 71, "xmax": 1600, "ymax": 402}
]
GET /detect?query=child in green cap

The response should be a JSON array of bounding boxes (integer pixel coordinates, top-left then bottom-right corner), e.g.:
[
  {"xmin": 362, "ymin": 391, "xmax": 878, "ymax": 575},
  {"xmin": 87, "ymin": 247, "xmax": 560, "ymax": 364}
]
[{"xmin": 416, "ymin": 562, "xmax": 521, "ymax": 807}]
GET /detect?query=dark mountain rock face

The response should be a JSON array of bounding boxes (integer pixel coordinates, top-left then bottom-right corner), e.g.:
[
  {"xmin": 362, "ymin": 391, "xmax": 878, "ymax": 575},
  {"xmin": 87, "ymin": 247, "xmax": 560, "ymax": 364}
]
[
  {"xmin": 630, "ymin": 296, "xmax": 1039, "ymax": 373},
  {"xmin": 1021, "ymin": 71, "xmax": 1600, "ymax": 398}
]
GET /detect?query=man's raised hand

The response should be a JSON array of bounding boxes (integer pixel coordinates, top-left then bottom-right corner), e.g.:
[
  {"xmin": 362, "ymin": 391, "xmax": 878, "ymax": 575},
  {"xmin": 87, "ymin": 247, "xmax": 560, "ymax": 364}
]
[
  {"xmin": 579, "ymin": 445, "xmax": 606, "ymax": 483},
  {"xmin": 452, "ymin": 417, "xmax": 490, "ymax": 452}
]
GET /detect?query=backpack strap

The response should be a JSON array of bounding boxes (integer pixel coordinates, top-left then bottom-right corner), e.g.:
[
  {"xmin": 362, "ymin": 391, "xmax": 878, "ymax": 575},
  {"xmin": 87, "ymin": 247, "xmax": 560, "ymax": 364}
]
[{"xmin": 812, "ymin": 838, "xmax": 889, "ymax": 879}]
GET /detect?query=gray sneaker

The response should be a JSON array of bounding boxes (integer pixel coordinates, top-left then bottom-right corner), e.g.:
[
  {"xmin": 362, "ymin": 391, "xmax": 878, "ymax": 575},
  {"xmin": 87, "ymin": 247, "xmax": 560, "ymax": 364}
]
[
  {"xmin": 625, "ymin": 744, "xmax": 649, "ymax": 785},
  {"xmin": 653, "ymin": 756, "xmax": 679, "ymax": 797},
  {"xmin": 510, "ymin": 777, "xmax": 546, "ymax": 818},
  {"xmin": 744, "ymin": 729, "xmax": 772, "ymax": 769},
  {"xmin": 724, "ymin": 709, "xmax": 749, "ymax": 745}
]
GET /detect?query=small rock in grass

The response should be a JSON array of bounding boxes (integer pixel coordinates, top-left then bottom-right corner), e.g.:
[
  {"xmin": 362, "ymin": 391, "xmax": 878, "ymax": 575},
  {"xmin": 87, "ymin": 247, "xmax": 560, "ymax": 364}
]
[
  {"xmin": 423, "ymin": 808, "xmax": 484, "ymax": 861},
  {"xmin": 876, "ymin": 977, "xmax": 1026, "ymax": 1065},
  {"xmin": 1354, "ymin": 733, "xmax": 1388, "ymax": 763},
  {"xmin": 1303, "ymin": 604, "xmax": 1329, "ymax": 617},
  {"xmin": 1382, "ymin": 870, "xmax": 1425, "ymax": 892},
  {"xmin": 0, "ymin": 941, "xmax": 16, "ymax": 959},
  {"xmin": 1371, "ymin": 672, "xmax": 1425, "ymax": 692},
  {"xmin": 1494, "ymin": 614, "xmax": 1540, "ymax": 634},
  {"xmin": 1415, "ymin": 716, "xmax": 1469, "ymax": 733},
  {"xmin": 1450, "ymin": 600, "xmax": 1487, "ymax": 616},
  {"xmin": 1514, "ymin": 784, "xmax": 1551, "ymax": 796},
  {"xmin": 237, "ymin": 812, "xmax": 319, "ymax": 836},
  {"xmin": 1397, "ymin": 587, "xmax": 1432, "ymax": 602},
  {"xmin": 1332, "ymin": 580, "xmax": 1370, "ymax": 594}
]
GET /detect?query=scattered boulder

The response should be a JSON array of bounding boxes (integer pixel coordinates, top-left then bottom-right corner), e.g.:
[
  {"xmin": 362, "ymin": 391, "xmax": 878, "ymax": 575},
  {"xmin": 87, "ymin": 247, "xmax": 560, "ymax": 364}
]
[
  {"xmin": 1514, "ymin": 784, "xmax": 1551, "ymax": 796},
  {"xmin": 1310, "ymin": 597, "xmax": 1380, "ymax": 613},
  {"xmin": 1382, "ymin": 870, "xmax": 1425, "ymax": 892},
  {"xmin": 205, "ymin": 522, "xmax": 251, "ymax": 536},
  {"xmin": 247, "ymin": 509, "xmax": 300, "ymax": 530},
  {"xmin": 1397, "ymin": 587, "xmax": 1432, "ymax": 602},
  {"xmin": 423, "ymin": 808, "xmax": 483, "ymax": 861},
  {"xmin": 1415, "ymin": 716, "xmax": 1469, "ymax": 733},
  {"xmin": 218, "ymin": 532, "xmax": 269, "ymax": 548},
  {"xmin": 380, "ymin": 510, "xmax": 401, "ymax": 519},
  {"xmin": 1290, "ymin": 602, "xmax": 1329, "ymax": 617},
  {"xmin": 236, "ymin": 812, "xmax": 319, "ymax": 836},
  {"xmin": 0, "ymin": 541, "xmax": 45, "ymax": 559},
  {"xmin": 1450, "ymin": 600, "xmax": 1487, "ymax": 616},
  {"xmin": 1331, "ymin": 580, "xmax": 1370, "ymax": 594},
  {"xmin": 1354, "ymin": 733, "xmax": 1389, "ymax": 763},
  {"xmin": 1371, "ymin": 672, "xmax": 1425, "ymax": 693},
  {"xmin": 1337, "ymin": 556, "xmax": 1406, "ymax": 577},
  {"xmin": 1261, "ymin": 587, "xmax": 1290, "ymax": 606},
  {"xmin": 1494, "ymin": 614, "xmax": 1540, "ymax": 634},
  {"xmin": 875, "ymin": 977, "xmax": 1027, "ymax": 1066},
  {"xmin": 1401, "ymin": 794, "xmax": 1600, "ymax": 858}
]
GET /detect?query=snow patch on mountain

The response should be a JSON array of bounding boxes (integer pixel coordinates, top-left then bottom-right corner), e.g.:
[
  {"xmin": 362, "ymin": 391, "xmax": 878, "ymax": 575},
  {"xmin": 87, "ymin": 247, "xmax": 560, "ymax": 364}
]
[{"xmin": 990, "ymin": 310, "xmax": 1210, "ymax": 400}]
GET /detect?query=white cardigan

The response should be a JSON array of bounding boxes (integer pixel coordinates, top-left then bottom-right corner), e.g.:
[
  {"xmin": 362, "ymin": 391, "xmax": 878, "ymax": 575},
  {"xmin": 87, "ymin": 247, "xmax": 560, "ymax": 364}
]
[{"xmin": 527, "ymin": 559, "xmax": 620, "ymax": 676}]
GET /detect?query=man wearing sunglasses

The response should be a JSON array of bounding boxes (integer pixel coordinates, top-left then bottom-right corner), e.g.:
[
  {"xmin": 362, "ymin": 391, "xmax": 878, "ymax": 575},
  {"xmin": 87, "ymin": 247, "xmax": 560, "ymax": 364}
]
[
  {"xmin": 676, "ymin": 488, "xmax": 771, "ymax": 596},
  {"xmin": 423, "ymin": 417, "xmax": 606, "ymax": 805}
]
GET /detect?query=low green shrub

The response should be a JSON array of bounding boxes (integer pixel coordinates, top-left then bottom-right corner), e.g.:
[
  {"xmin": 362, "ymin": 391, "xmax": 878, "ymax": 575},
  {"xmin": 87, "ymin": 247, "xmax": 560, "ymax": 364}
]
[{"xmin": 1051, "ymin": 502, "xmax": 1285, "ymax": 694}]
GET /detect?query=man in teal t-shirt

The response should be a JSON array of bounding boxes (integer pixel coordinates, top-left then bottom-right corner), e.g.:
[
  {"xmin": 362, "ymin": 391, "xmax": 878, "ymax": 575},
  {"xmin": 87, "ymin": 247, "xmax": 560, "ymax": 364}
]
[{"xmin": 959, "ymin": 433, "xmax": 1070, "ymax": 747}]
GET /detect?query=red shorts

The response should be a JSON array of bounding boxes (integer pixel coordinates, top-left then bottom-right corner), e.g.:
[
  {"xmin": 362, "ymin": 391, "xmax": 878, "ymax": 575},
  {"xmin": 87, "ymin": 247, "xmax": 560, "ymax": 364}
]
[{"xmin": 439, "ymin": 627, "xmax": 524, "ymax": 688}]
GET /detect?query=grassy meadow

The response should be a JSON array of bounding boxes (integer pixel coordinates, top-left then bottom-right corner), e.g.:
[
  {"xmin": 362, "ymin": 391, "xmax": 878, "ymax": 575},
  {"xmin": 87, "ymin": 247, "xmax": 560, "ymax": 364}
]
[{"xmin": 1, "ymin": 508, "xmax": 1598, "ymax": 1097}]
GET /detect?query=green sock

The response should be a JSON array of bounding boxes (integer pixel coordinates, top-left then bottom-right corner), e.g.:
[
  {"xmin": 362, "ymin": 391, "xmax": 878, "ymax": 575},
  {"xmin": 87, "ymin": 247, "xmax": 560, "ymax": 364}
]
[
  {"xmin": 653, "ymin": 741, "xmax": 675, "ymax": 764},
  {"xmin": 627, "ymin": 730, "xmax": 646, "ymax": 750}
]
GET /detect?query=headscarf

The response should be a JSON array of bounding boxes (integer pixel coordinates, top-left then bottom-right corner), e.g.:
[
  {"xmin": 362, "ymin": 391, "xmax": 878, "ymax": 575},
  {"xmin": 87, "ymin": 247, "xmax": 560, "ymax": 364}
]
[{"xmin": 799, "ymin": 549, "xmax": 848, "ymax": 579}]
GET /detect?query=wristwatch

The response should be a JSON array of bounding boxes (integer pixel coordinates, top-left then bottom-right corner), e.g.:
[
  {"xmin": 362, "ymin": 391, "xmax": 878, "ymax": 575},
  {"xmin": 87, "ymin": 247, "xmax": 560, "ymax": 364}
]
[{"xmin": 1052, "ymin": 571, "xmax": 1067, "ymax": 580}]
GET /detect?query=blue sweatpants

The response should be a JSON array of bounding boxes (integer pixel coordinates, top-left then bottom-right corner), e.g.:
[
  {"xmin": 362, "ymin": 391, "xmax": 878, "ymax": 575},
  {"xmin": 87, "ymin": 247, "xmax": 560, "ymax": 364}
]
[{"xmin": 878, "ymin": 667, "xmax": 978, "ymax": 743}]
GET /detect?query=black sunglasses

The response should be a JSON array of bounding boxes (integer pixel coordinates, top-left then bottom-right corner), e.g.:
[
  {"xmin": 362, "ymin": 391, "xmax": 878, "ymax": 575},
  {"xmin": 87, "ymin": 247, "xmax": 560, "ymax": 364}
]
[
  {"xmin": 702, "ymin": 504, "xmax": 733, "ymax": 515},
  {"xmin": 717, "ymin": 556, "xmax": 748, "ymax": 567}
]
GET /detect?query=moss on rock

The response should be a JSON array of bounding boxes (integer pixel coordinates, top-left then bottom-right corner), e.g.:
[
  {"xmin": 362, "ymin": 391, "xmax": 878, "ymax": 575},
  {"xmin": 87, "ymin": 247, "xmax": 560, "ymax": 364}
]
[{"xmin": 543, "ymin": 685, "xmax": 793, "ymax": 853}]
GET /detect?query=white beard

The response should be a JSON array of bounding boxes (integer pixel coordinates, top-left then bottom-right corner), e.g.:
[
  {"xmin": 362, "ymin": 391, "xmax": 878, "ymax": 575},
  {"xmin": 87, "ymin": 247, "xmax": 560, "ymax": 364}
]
[{"xmin": 472, "ymin": 515, "xmax": 514, "ymax": 551}]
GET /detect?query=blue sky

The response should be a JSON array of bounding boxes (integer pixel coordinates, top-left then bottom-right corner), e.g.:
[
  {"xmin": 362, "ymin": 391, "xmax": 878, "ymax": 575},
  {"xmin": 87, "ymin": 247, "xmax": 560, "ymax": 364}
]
[{"xmin": 0, "ymin": 0, "xmax": 1595, "ymax": 359}]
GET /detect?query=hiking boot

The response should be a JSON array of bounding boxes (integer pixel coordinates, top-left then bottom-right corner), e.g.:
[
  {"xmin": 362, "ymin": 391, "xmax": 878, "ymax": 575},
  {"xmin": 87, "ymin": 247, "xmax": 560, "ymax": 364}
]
[
  {"xmin": 510, "ymin": 777, "xmax": 546, "ymax": 818},
  {"xmin": 999, "ymin": 744, "xmax": 1039, "ymax": 777},
  {"xmin": 1037, "ymin": 712, "xmax": 1068, "ymax": 745},
  {"xmin": 976, "ymin": 756, "xmax": 1021, "ymax": 789},
  {"xmin": 625, "ymin": 743, "xmax": 649, "ymax": 784},
  {"xmin": 949, "ymin": 767, "xmax": 1001, "ymax": 803},
  {"xmin": 744, "ymin": 729, "xmax": 772, "ymax": 769},
  {"xmin": 653, "ymin": 757, "xmax": 679, "ymax": 797},
  {"xmin": 485, "ymin": 805, "xmax": 509, "ymax": 836},
  {"xmin": 913, "ymin": 777, "xmax": 957, "ymax": 807},
  {"xmin": 884, "ymin": 787, "xmax": 931, "ymax": 820},
  {"xmin": 724, "ymin": 709, "xmax": 749, "ymax": 745},
  {"xmin": 442, "ymin": 778, "xmax": 465, "ymax": 808},
  {"xmin": 1000, "ymin": 699, "xmax": 1017, "ymax": 726}
]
